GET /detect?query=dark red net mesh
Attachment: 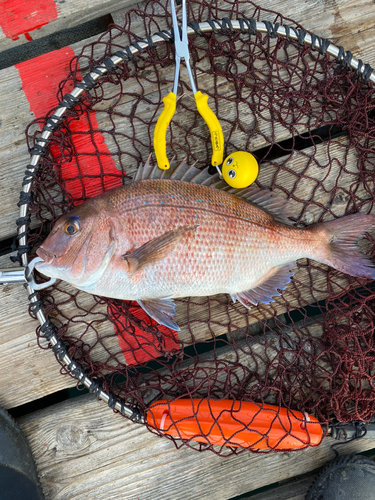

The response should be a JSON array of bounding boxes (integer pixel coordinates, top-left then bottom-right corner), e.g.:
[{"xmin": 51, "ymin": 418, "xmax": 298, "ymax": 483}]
[{"xmin": 25, "ymin": 0, "xmax": 375, "ymax": 455}]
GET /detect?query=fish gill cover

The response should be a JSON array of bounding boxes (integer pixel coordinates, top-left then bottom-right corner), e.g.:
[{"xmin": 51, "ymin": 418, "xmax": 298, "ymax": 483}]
[{"xmin": 22, "ymin": 0, "xmax": 375, "ymax": 455}]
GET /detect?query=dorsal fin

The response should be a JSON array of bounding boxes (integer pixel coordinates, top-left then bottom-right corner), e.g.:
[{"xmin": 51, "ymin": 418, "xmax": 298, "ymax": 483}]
[
  {"xmin": 210, "ymin": 179, "xmax": 229, "ymax": 190},
  {"xmin": 171, "ymin": 160, "xmax": 196, "ymax": 179},
  {"xmin": 160, "ymin": 159, "xmax": 187, "ymax": 179},
  {"xmin": 180, "ymin": 163, "xmax": 202, "ymax": 181},
  {"xmin": 133, "ymin": 158, "xmax": 292, "ymax": 222},
  {"xmin": 134, "ymin": 159, "xmax": 223, "ymax": 186},
  {"xmin": 141, "ymin": 154, "xmax": 154, "ymax": 180},
  {"xmin": 189, "ymin": 168, "xmax": 215, "ymax": 185},
  {"xmin": 134, "ymin": 158, "xmax": 201, "ymax": 183},
  {"xmin": 149, "ymin": 163, "xmax": 163, "ymax": 180},
  {"xmin": 228, "ymin": 186, "xmax": 293, "ymax": 223},
  {"xmin": 200, "ymin": 172, "xmax": 221, "ymax": 185},
  {"xmin": 133, "ymin": 162, "xmax": 145, "ymax": 182}
]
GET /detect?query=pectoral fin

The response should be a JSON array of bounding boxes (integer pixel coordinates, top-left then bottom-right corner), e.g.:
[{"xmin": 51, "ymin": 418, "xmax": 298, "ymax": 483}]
[
  {"xmin": 138, "ymin": 297, "xmax": 180, "ymax": 331},
  {"xmin": 122, "ymin": 225, "xmax": 198, "ymax": 274}
]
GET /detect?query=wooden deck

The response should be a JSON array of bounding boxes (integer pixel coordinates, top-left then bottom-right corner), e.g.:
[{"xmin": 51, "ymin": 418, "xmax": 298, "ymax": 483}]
[{"xmin": 1, "ymin": 0, "xmax": 375, "ymax": 498}]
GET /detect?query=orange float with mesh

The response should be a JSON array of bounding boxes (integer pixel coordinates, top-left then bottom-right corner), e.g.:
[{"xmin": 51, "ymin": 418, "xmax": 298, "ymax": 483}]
[{"xmin": 147, "ymin": 399, "xmax": 324, "ymax": 450}]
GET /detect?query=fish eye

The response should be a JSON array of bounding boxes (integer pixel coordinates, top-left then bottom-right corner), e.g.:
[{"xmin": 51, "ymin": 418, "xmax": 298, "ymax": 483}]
[
  {"xmin": 226, "ymin": 157, "xmax": 234, "ymax": 166},
  {"xmin": 64, "ymin": 219, "xmax": 80, "ymax": 235}
]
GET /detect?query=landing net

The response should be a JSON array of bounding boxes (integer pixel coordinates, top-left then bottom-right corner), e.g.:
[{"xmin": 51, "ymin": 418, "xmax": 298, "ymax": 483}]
[{"xmin": 18, "ymin": 0, "xmax": 375, "ymax": 455}]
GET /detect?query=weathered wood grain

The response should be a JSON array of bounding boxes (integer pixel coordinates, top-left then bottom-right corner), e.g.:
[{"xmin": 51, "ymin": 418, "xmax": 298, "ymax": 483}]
[
  {"xmin": 142, "ymin": 314, "xmax": 332, "ymax": 406},
  {"xmin": 18, "ymin": 391, "xmax": 375, "ymax": 500},
  {"xmin": 264, "ymin": 0, "xmax": 375, "ymax": 57},
  {"xmin": 246, "ymin": 450, "xmax": 375, "ymax": 500},
  {"xmin": 0, "ymin": 0, "xmax": 138, "ymax": 52},
  {"xmin": 0, "ymin": 252, "xmax": 81, "ymax": 409},
  {"xmin": 112, "ymin": 0, "xmax": 375, "ymax": 55}
]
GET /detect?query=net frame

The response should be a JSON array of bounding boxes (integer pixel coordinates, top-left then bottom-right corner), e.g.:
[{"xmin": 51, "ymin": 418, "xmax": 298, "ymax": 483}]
[{"xmin": 16, "ymin": 15, "xmax": 375, "ymax": 436}]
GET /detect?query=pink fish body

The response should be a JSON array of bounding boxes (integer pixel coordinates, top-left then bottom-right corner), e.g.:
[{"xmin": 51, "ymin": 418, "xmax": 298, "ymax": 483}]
[{"xmin": 35, "ymin": 161, "xmax": 375, "ymax": 330}]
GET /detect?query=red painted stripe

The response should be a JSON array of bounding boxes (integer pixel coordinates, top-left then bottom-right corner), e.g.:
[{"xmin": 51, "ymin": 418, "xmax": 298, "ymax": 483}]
[
  {"xmin": 16, "ymin": 48, "xmax": 123, "ymax": 200},
  {"xmin": 16, "ymin": 48, "xmax": 74, "ymax": 114},
  {"xmin": 0, "ymin": 0, "xmax": 58, "ymax": 41},
  {"xmin": 16, "ymin": 48, "xmax": 179, "ymax": 364}
]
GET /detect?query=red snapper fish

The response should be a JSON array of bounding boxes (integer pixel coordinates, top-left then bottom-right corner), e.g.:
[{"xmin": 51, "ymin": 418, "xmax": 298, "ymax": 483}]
[{"xmin": 35, "ymin": 160, "xmax": 375, "ymax": 331}]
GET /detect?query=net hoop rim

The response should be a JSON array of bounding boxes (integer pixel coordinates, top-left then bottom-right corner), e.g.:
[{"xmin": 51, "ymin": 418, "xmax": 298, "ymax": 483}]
[{"xmin": 17, "ymin": 17, "xmax": 375, "ymax": 424}]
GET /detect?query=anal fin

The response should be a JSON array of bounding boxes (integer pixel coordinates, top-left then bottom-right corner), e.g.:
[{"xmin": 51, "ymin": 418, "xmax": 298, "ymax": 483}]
[
  {"xmin": 232, "ymin": 263, "xmax": 296, "ymax": 308},
  {"xmin": 138, "ymin": 297, "xmax": 180, "ymax": 331}
]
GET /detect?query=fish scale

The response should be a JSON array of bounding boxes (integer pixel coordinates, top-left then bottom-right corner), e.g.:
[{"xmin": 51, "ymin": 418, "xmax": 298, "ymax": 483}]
[{"xmin": 35, "ymin": 161, "xmax": 375, "ymax": 331}]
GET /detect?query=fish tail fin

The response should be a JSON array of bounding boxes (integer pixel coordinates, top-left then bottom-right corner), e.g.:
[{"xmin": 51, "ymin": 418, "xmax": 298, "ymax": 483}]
[{"xmin": 315, "ymin": 214, "xmax": 375, "ymax": 279}]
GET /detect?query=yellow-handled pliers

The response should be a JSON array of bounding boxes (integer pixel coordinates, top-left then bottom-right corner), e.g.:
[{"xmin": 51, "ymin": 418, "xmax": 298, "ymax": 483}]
[{"xmin": 153, "ymin": 0, "xmax": 224, "ymax": 170}]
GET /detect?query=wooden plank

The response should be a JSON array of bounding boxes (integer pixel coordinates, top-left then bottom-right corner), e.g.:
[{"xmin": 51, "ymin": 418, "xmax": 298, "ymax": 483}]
[
  {"xmin": 0, "ymin": 64, "xmax": 35, "ymax": 239},
  {"xmin": 0, "ymin": 35, "xmax": 97, "ymax": 241},
  {"xmin": 112, "ymin": 0, "xmax": 375, "ymax": 56},
  {"xmin": 1, "ymin": 0, "xmax": 375, "ymax": 240},
  {"xmin": 0, "ymin": 0, "xmax": 138, "ymax": 52},
  {"xmin": 260, "ymin": 0, "xmax": 375, "ymax": 55},
  {"xmin": 241, "ymin": 474, "xmax": 317, "ymax": 500},
  {"xmin": 143, "ymin": 315, "xmax": 333, "ymax": 406},
  {"xmin": 245, "ymin": 450, "xmax": 375, "ymax": 500},
  {"xmin": 0, "ymin": 252, "xmax": 78, "ymax": 409},
  {"xmin": 18, "ymin": 391, "xmax": 375, "ymax": 500}
]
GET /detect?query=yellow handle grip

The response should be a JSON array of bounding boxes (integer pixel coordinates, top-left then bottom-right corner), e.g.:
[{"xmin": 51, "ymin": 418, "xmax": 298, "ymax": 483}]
[
  {"xmin": 153, "ymin": 92, "xmax": 177, "ymax": 170},
  {"xmin": 194, "ymin": 91, "xmax": 224, "ymax": 166}
]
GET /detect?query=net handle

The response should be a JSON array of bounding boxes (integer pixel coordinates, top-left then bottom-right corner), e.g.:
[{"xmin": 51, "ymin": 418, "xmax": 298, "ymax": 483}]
[{"xmin": 15, "ymin": 17, "xmax": 375, "ymax": 422}]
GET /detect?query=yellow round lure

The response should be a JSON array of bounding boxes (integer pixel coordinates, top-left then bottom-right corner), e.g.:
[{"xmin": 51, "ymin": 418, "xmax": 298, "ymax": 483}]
[{"xmin": 222, "ymin": 151, "xmax": 259, "ymax": 189}]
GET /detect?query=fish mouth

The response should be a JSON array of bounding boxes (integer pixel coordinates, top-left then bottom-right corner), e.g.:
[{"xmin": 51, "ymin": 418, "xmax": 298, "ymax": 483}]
[{"xmin": 36, "ymin": 246, "xmax": 55, "ymax": 265}]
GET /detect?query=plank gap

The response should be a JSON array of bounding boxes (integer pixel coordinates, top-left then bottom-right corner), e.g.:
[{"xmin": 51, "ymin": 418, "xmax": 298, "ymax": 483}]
[
  {"xmin": 0, "ymin": 223, "xmax": 51, "ymax": 258},
  {"xmin": 0, "ymin": 234, "xmax": 17, "ymax": 258},
  {"xmin": 0, "ymin": 14, "xmax": 114, "ymax": 71},
  {"xmin": 253, "ymin": 124, "xmax": 347, "ymax": 164},
  {"xmin": 8, "ymin": 385, "xmax": 89, "ymax": 419},
  {"xmin": 207, "ymin": 123, "xmax": 345, "ymax": 175}
]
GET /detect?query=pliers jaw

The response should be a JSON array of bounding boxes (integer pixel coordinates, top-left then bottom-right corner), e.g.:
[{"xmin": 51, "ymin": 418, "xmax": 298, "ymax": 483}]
[{"xmin": 171, "ymin": 0, "xmax": 197, "ymax": 95}]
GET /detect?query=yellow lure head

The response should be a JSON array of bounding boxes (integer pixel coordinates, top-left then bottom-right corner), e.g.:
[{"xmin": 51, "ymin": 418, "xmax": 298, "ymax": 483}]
[{"xmin": 221, "ymin": 151, "xmax": 259, "ymax": 189}]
